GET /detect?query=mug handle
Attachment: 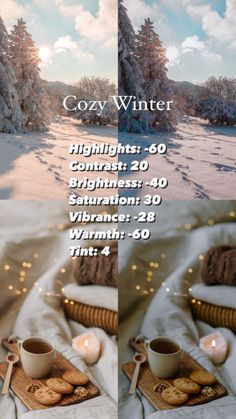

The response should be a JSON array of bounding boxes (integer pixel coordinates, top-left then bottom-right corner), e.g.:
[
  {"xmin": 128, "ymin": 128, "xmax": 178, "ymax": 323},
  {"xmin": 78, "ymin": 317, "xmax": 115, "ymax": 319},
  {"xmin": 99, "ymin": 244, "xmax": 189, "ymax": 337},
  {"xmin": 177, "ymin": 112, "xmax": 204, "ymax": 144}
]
[
  {"xmin": 17, "ymin": 340, "xmax": 22, "ymax": 353},
  {"xmin": 144, "ymin": 340, "xmax": 150, "ymax": 352}
]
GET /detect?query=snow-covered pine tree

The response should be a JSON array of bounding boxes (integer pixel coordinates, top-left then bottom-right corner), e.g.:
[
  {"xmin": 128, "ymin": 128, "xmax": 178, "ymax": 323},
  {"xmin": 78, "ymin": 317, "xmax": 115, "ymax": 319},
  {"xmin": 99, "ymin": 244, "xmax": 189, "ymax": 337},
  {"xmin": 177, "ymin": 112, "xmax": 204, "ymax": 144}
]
[
  {"xmin": 197, "ymin": 77, "xmax": 236, "ymax": 125},
  {"xmin": 118, "ymin": 0, "xmax": 151, "ymax": 133},
  {"xmin": 9, "ymin": 18, "xmax": 49, "ymax": 131},
  {"xmin": 0, "ymin": 15, "xmax": 24, "ymax": 133},
  {"xmin": 197, "ymin": 97, "xmax": 236, "ymax": 125},
  {"xmin": 135, "ymin": 18, "xmax": 176, "ymax": 131},
  {"xmin": 73, "ymin": 77, "xmax": 117, "ymax": 125}
]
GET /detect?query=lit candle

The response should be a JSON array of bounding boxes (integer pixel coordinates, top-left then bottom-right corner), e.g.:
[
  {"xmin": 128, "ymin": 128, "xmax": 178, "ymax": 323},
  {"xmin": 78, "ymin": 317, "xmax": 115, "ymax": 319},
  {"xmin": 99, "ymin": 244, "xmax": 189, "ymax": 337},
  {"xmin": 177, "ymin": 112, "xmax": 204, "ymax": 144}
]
[
  {"xmin": 72, "ymin": 332, "xmax": 100, "ymax": 365},
  {"xmin": 200, "ymin": 332, "xmax": 227, "ymax": 365}
]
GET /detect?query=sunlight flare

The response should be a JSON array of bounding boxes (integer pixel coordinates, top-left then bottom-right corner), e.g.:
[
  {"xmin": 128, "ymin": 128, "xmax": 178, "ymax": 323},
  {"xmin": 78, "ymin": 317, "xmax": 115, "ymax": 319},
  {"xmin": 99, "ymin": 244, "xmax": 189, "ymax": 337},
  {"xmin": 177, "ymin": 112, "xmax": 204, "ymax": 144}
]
[
  {"xmin": 166, "ymin": 44, "xmax": 181, "ymax": 66},
  {"xmin": 39, "ymin": 46, "xmax": 52, "ymax": 63}
]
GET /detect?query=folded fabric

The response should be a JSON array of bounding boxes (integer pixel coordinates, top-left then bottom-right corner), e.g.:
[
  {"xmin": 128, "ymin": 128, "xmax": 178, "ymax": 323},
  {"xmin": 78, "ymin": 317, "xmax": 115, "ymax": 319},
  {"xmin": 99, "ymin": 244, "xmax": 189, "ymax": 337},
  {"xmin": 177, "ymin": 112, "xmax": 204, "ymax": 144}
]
[
  {"xmin": 190, "ymin": 284, "xmax": 236, "ymax": 309},
  {"xmin": 63, "ymin": 301, "xmax": 118, "ymax": 335},
  {"xmin": 74, "ymin": 243, "xmax": 118, "ymax": 287},
  {"xmin": 63, "ymin": 283, "xmax": 118, "ymax": 312},
  {"xmin": 189, "ymin": 299, "xmax": 236, "ymax": 333},
  {"xmin": 201, "ymin": 245, "xmax": 236, "ymax": 286},
  {"xmin": 189, "ymin": 284, "xmax": 236, "ymax": 332}
]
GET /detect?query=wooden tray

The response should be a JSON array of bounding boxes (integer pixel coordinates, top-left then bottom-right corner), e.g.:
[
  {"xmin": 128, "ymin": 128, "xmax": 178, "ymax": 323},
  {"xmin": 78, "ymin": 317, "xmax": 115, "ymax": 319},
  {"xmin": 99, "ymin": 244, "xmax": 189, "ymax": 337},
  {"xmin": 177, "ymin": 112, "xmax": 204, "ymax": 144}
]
[
  {"xmin": 121, "ymin": 337, "xmax": 227, "ymax": 411},
  {"xmin": 0, "ymin": 338, "xmax": 100, "ymax": 410}
]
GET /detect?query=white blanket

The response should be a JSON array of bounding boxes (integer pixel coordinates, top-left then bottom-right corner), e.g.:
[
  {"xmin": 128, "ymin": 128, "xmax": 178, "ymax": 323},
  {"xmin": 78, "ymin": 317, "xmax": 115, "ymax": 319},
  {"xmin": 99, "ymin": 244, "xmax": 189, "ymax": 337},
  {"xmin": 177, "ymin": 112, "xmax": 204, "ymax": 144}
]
[
  {"xmin": 63, "ymin": 283, "xmax": 118, "ymax": 312},
  {"xmin": 119, "ymin": 200, "xmax": 236, "ymax": 419},
  {"xmin": 0, "ymin": 201, "xmax": 117, "ymax": 419},
  {"xmin": 190, "ymin": 284, "xmax": 236, "ymax": 309}
]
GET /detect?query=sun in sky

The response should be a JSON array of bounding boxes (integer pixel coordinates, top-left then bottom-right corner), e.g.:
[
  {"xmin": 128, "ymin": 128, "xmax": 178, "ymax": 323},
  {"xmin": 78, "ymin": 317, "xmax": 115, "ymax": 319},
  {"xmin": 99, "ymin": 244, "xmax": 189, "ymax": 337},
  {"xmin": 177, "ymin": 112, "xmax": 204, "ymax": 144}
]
[
  {"xmin": 39, "ymin": 46, "xmax": 52, "ymax": 64},
  {"xmin": 165, "ymin": 43, "xmax": 181, "ymax": 66}
]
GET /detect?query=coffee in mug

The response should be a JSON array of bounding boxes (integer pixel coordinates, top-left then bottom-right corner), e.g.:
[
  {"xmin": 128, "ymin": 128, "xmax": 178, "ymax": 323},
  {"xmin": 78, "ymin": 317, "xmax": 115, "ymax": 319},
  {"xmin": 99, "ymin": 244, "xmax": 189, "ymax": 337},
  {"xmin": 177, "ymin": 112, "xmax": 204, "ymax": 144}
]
[
  {"xmin": 23, "ymin": 340, "xmax": 53, "ymax": 355},
  {"xmin": 145, "ymin": 336, "xmax": 182, "ymax": 378},
  {"xmin": 17, "ymin": 336, "xmax": 56, "ymax": 378},
  {"xmin": 150, "ymin": 339, "xmax": 180, "ymax": 354}
]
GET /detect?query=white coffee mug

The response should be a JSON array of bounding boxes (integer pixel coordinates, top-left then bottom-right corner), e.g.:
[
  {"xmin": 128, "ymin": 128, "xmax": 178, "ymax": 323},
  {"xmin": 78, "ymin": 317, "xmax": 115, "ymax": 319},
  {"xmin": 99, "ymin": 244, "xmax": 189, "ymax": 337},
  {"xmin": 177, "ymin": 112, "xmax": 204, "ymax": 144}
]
[
  {"xmin": 145, "ymin": 336, "xmax": 182, "ymax": 378},
  {"xmin": 17, "ymin": 336, "xmax": 56, "ymax": 378}
]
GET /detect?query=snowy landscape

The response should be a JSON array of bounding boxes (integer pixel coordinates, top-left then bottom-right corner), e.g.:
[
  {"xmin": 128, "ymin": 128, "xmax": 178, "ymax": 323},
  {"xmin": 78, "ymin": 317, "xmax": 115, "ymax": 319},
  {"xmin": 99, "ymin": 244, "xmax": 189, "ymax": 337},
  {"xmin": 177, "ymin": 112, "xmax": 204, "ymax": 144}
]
[
  {"xmin": 1, "ymin": 114, "xmax": 234, "ymax": 200},
  {"xmin": 1, "ymin": 0, "xmax": 236, "ymax": 200},
  {"xmin": 120, "ymin": 117, "xmax": 236, "ymax": 200},
  {"xmin": 0, "ymin": 117, "xmax": 117, "ymax": 199},
  {"xmin": 118, "ymin": 0, "xmax": 236, "ymax": 199},
  {"xmin": 0, "ymin": 3, "xmax": 118, "ymax": 199}
]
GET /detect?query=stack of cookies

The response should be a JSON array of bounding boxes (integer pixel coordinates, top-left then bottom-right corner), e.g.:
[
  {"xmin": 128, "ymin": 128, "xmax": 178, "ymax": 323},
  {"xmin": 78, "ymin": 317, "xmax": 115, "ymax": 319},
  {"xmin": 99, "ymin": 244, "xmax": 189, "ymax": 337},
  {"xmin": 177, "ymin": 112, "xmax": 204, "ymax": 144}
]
[
  {"xmin": 31, "ymin": 370, "xmax": 90, "ymax": 406},
  {"xmin": 161, "ymin": 370, "xmax": 216, "ymax": 406}
]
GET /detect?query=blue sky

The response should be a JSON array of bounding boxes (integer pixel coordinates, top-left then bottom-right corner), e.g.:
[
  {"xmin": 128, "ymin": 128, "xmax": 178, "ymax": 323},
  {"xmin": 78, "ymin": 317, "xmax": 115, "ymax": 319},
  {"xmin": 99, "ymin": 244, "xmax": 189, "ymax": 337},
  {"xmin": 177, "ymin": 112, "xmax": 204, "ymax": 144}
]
[
  {"xmin": 0, "ymin": 0, "xmax": 117, "ymax": 83},
  {"xmin": 1, "ymin": 0, "xmax": 235, "ymax": 84},
  {"xmin": 124, "ymin": 0, "xmax": 236, "ymax": 82}
]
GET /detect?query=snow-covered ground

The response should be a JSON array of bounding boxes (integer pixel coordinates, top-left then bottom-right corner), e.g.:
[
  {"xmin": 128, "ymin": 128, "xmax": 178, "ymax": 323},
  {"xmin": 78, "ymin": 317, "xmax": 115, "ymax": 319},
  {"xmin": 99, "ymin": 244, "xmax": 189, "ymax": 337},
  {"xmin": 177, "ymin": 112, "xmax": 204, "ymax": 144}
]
[
  {"xmin": 0, "ymin": 117, "xmax": 235, "ymax": 200},
  {"xmin": 120, "ymin": 117, "xmax": 236, "ymax": 199},
  {"xmin": 0, "ymin": 117, "xmax": 117, "ymax": 199}
]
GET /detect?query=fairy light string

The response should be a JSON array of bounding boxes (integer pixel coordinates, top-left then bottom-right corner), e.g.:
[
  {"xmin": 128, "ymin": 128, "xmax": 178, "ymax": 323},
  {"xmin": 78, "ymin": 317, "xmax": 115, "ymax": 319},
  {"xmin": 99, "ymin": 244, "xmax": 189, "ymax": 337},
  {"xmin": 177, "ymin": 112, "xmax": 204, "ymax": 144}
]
[
  {"xmin": 130, "ymin": 208, "xmax": 236, "ymax": 298},
  {"xmin": 130, "ymin": 254, "xmax": 204, "ymax": 298},
  {"xmin": 2, "ymin": 209, "xmax": 236, "ymax": 301},
  {"xmin": 2, "ymin": 222, "xmax": 70, "ymax": 298}
]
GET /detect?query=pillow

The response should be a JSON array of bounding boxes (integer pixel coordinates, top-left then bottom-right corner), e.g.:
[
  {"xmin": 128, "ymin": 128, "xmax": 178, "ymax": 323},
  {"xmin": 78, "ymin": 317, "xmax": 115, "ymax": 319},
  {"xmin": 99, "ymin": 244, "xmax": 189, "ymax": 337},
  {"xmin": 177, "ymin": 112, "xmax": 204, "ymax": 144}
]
[
  {"xmin": 63, "ymin": 283, "xmax": 118, "ymax": 312},
  {"xmin": 63, "ymin": 300, "xmax": 118, "ymax": 335},
  {"xmin": 201, "ymin": 245, "xmax": 236, "ymax": 285},
  {"xmin": 74, "ymin": 243, "xmax": 117, "ymax": 287}
]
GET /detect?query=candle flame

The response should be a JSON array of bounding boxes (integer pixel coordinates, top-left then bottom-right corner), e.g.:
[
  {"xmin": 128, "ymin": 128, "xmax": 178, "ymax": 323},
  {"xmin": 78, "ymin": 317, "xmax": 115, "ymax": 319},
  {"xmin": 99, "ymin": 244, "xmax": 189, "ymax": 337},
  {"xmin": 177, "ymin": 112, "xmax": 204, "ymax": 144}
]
[
  {"xmin": 212, "ymin": 339, "xmax": 216, "ymax": 348},
  {"xmin": 84, "ymin": 339, "xmax": 89, "ymax": 348}
]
